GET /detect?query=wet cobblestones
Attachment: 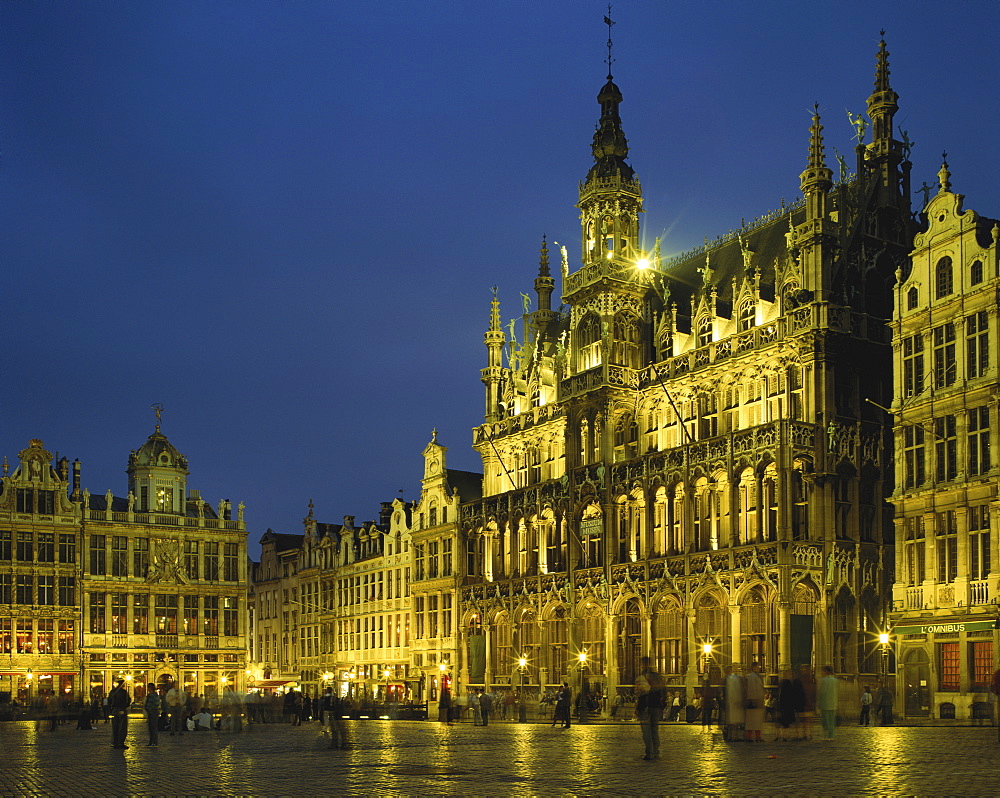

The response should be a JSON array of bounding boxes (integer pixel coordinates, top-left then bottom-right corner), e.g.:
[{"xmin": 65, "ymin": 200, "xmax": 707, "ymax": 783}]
[{"xmin": 1, "ymin": 717, "xmax": 997, "ymax": 796}]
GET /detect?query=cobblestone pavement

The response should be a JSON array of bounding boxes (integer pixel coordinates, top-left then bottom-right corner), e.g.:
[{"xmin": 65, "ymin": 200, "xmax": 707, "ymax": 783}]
[{"xmin": 2, "ymin": 716, "xmax": 998, "ymax": 796}]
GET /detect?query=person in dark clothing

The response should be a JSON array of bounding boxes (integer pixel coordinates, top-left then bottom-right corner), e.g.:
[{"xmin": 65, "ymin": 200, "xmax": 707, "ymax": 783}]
[
  {"xmin": 107, "ymin": 680, "xmax": 131, "ymax": 749},
  {"xmin": 479, "ymin": 691, "xmax": 492, "ymax": 726},
  {"xmin": 144, "ymin": 688, "xmax": 162, "ymax": 746},
  {"xmin": 552, "ymin": 683, "xmax": 571, "ymax": 728},
  {"xmin": 776, "ymin": 669, "xmax": 803, "ymax": 740},
  {"xmin": 321, "ymin": 687, "xmax": 348, "ymax": 749},
  {"xmin": 636, "ymin": 657, "xmax": 665, "ymax": 760}
]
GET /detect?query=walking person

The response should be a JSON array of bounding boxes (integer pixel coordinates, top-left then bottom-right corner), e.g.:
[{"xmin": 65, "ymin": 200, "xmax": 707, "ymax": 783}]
[
  {"xmin": 794, "ymin": 665, "xmax": 816, "ymax": 740},
  {"xmin": 723, "ymin": 664, "xmax": 745, "ymax": 742},
  {"xmin": 744, "ymin": 662, "xmax": 765, "ymax": 742},
  {"xmin": 552, "ymin": 683, "xmax": 571, "ymax": 728},
  {"xmin": 144, "ymin": 687, "xmax": 162, "ymax": 746},
  {"xmin": 165, "ymin": 682, "xmax": 187, "ymax": 736},
  {"xmin": 479, "ymin": 690, "xmax": 492, "ymax": 726},
  {"xmin": 471, "ymin": 690, "xmax": 481, "ymax": 725},
  {"xmin": 775, "ymin": 669, "xmax": 799, "ymax": 741},
  {"xmin": 635, "ymin": 656, "xmax": 665, "ymax": 760},
  {"xmin": 859, "ymin": 685, "xmax": 872, "ymax": 726},
  {"xmin": 321, "ymin": 687, "xmax": 348, "ymax": 749},
  {"xmin": 875, "ymin": 681, "xmax": 894, "ymax": 726},
  {"xmin": 108, "ymin": 679, "xmax": 131, "ymax": 749},
  {"xmin": 818, "ymin": 665, "xmax": 839, "ymax": 739}
]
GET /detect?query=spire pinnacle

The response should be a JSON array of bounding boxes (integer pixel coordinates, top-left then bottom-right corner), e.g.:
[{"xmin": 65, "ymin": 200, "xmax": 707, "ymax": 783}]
[
  {"xmin": 938, "ymin": 152, "xmax": 952, "ymax": 193},
  {"xmin": 808, "ymin": 104, "xmax": 826, "ymax": 170},
  {"xmin": 867, "ymin": 31, "xmax": 899, "ymax": 143},
  {"xmin": 604, "ymin": 5, "xmax": 615, "ymax": 80},
  {"xmin": 874, "ymin": 30, "xmax": 891, "ymax": 93},
  {"xmin": 490, "ymin": 286, "xmax": 501, "ymax": 332},
  {"xmin": 539, "ymin": 235, "xmax": 550, "ymax": 277}
]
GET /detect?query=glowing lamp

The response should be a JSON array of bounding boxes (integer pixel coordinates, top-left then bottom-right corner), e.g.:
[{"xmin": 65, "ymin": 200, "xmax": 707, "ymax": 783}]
[
  {"xmin": 577, "ymin": 652, "xmax": 587, "ymax": 664},
  {"xmin": 879, "ymin": 633, "xmax": 890, "ymax": 646},
  {"xmin": 636, "ymin": 257, "xmax": 650, "ymax": 270},
  {"xmin": 702, "ymin": 643, "xmax": 713, "ymax": 656}
]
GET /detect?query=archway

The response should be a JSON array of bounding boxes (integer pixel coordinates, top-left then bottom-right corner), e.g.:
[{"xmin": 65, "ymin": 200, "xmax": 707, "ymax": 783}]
[{"xmin": 903, "ymin": 648, "xmax": 930, "ymax": 717}]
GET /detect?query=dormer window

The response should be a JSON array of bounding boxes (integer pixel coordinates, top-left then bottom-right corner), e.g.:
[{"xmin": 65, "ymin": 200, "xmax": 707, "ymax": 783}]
[
  {"xmin": 739, "ymin": 300, "xmax": 756, "ymax": 332},
  {"xmin": 935, "ymin": 257, "xmax": 953, "ymax": 299},
  {"xmin": 971, "ymin": 259, "xmax": 984, "ymax": 286},
  {"xmin": 906, "ymin": 286, "xmax": 919, "ymax": 310},
  {"xmin": 698, "ymin": 317, "xmax": 713, "ymax": 348}
]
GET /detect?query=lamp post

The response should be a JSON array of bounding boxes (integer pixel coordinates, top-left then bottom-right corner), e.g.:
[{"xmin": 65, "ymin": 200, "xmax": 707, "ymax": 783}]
[
  {"xmin": 383, "ymin": 668, "xmax": 391, "ymax": 705},
  {"xmin": 577, "ymin": 652, "xmax": 589, "ymax": 723},
  {"xmin": 26, "ymin": 669, "xmax": 33, "ymax": 709},
  {"xmin": 517, "ymin": 656, "xmax": 527, "ymax": 723}
]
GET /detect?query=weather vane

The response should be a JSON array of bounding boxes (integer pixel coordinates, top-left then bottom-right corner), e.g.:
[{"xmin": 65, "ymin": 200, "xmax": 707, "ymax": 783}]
[
  {"xmin": 152, "ymin": 403, "xmax": 164, "ymax": 431},
  {"xmin": 604, "ymin": 5, "xmax": 615, "ymax": 79}
]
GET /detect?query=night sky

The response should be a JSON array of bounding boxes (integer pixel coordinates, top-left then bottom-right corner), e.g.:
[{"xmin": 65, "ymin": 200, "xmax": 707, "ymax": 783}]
[{"xmin": 3, "ymin": 1, "xmax": 998, "ymax": 558}]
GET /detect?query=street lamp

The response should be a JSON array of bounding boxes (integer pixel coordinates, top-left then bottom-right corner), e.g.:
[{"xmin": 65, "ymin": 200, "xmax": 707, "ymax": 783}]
[
  {"xmin": 701, "ymin": 641, "xmax": 714, "ymax": 674},
  {"xmin": 516, "ymin": 656, "xmax": 528, "ymax": 723},
  {"xmin": 26, "ymin": 669, "xmax": 33, "ymax": 707},
  {"xmin": 383, "ymin": 668, "xmax": 391, "ymax": 704}
]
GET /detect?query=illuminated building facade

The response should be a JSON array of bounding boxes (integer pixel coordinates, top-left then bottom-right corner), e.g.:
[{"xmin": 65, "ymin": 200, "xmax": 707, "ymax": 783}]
[
  {"xmin": 458, "ymin": 38, "xmax": 912, "ymax": 699},
  {"xmin": 887, "ymin": 168, "xmax": 1000, "ymax": 720},
  {"xmin": 0, "ymin": 427, "xmax": 249, "ymax": 705}
]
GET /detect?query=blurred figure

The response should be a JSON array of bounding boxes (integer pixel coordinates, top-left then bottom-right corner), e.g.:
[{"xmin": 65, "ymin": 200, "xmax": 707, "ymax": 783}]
[
  {"xmin": 165, "ymin": 683, "xmax": 187, "ymax": 736},
  {"xmin": 723, "ymin": 664, "xmax": 745, "ymax": 742},
  {"xmin": 635, "ymin": 656, "xmax": 665, "ymax": 761},
  {"xmin": 794, "ymin": 665, "xmax": 816, "ymax": 740},
  {"xmin": 875, "ymin": 681, "xmax": 894, "ymax": 726},
  {"xmin": 775, "ymin": 670, "xmax": 799, "ymax": 741},
  {"xmin": 859, "ymin": 685, "xmax": 872, "ymax": 726},
  {"xmin": 744, "ymin": 662, "xmax": 765, "ymax": 742},
  {"xmin": 818, "ymin": 665, "xmax": 839, "ymax": 739},
  {"xmin": 144, "ymin": 687, "xmax": 162, "ymax": 746}
]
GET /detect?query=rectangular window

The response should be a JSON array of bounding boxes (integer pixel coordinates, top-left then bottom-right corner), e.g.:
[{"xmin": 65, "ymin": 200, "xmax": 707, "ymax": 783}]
[
  {"xmin": 58, "ymin": 533, "xmax": 75, "ymax": 564},
  {"xmin": 183, "ymin": 595, "xmax": 199, "ymax": 635},
  {"xmin": 37, "ymin": 532, "xmax": 55, "ymax": 563},
  {"xmin": 428, "ymin": 594, "xmax": 439, "ymax": 637},
  {"xmin": 933, "ymin": 323, "xmax": 957, "ymax": 388},
  {"xmin": 59, "ymin": 576, "xmax": 76, "ymax": 607},
  {"xmin": 133, "ymin": 594, "xmax": 149, "ymax": 634},
  {"xmin": 203, "ymin": 596, "xmax": 219, "ymax": 635},
  {"xmin": 934, "ymin": 416, "xmax": 957, "ymax": 482},
  {"xmin": 415, "ymin": 545, "xmax": 425, "ymax": 581},
  {"xmin": 58, "ymin": 620, "xmax": 75, "ymax": 654},
  {"xmin": 415, "ymin": 596, "xmax": 424, "ymax": 639},
  {"xmin": 442, "ymin": 593, "xmax": 453, "ymax": 637},
  {"xmin": 971, "ymin": 640, "xmax": 994, "ymax": 690},
  {"xmin": 16, "ymin": 574, "xmax": 33, "ymax": 605},
  {"xmin": 224, "ymin": 542, "xmax": 239, "ymax": 581},
  {"xmin": 903, "ymin": 426, "xmax": 926, "ymax": 488},
  {"xmin": 16, "ymin": 619, "xmax": 33, "ymax": 653},
  {"xmin": 968, "ymin": 406, "xmax": 991, "ymax": 476},
  {"xmin": 37, "ymin": 575, "xmax": 54, "ymax": 605},
  {"xmin": 90, "ymin": 592, "xmax": 106, "ymax": 634},
  {"xmin": 443, "ymin": 538, "xmax": 453, "ymax": 576},
  {"xmin": 16, "ymin": 489, "xmax": 34, "ymax": 514},
  {"xmin": 154, "ymin": 594, "xmax": 178, "ymax": 634},
  {"xmin": 970, "ymin": 504, "xmax": 991, "ymax": 581},
  {"xmin": 0, "ymin": 618, "xmax": 10, "ymax": 654},
  {"xmin": 936, "ymin": 511, "xmax": 958, "ymax": 583},
  {"xmin": 36, "ymin": 490, "xmax": 54, "ymax": 515},
  {"xmin": 204, "ymin": 542, "xmax": 219, "ymax": 581},
  {"xmin": 133, "ymin": 537, "xmax": 149, "ymax": 579},
  {"xmin": 185, "ymin": 541, "xmax": 199, "ymax": 580},
  {"xmin": 16, "ymin": 531, "xmax": 33, "ymax": 562},
  {"xmin": 428, "ymin": 542, "xmax": 438, "ymax": 579},
  {"xmin": 89, "ymin": 534, "xmax": 106, "ymax": 575},
  {"xmin": 967, "ymin": 311, "xmax": 989, "ymax": 379},
  {"xmin": 111, "ymin": 593, "xmax": 128, "ymax": 634},
  {"xmin": 111, "ymin": 536, "xmax": 129, "ymax": 577},
  {"xmin": 223, "ymin": 597, "xmax": 239, "ymax": 636},
  {"xmin": 36, "ymin": 618, "xmax": 54, "ymax": 654},
  {"xmin": 0, "ymin": 573, "xmax": 11, "ymax": 604},
  {"xmin": 938, "ymin": 641, "xmax": 960, "ymax": 691},
  {"xmin": 0, "ymin": 530, "xmax": 10, "ymax": 560}
]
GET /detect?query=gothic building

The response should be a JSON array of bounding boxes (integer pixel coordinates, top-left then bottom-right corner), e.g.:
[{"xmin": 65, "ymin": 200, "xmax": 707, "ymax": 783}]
[
  {"xmin": 0, "ymin": 426, "xmax": 249, "ymax": 705},
  {"xmin": 888, "ymin": 164, "xmax": 1000, "ymax": 720},
  {"xmin": 458, "ymin": 37, "xmax": 911, "ymax": 699}
]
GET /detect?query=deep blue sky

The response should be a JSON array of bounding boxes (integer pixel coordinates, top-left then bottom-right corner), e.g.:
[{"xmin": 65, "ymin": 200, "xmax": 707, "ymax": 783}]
[{"xmin": 3, "ymin": 1, "xmax": 998, "ymax": 558}]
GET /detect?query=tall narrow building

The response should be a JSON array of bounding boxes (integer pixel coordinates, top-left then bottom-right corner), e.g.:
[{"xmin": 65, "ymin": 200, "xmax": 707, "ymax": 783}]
[{"xmin": 457, "ymin": 33, "xmax": 910, "ymax": 701}]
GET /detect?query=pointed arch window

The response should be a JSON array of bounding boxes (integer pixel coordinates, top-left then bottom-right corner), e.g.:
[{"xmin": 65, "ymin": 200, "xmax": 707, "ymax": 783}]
[
  {"xmin": 611, "ymin": 312, "xmax": 641, "ymax": 368},
  {"xmin": 697, "ymin": 316, "xmax": 713, "ymax": 348},
  {"xmin": 577, "ymin": 314, "xmax": 602, "ymax": 371},
  {"xmin": 971, "ymin": 259, "xmax": 984, "ymax": 286},
  {"xmin": 935, "ymin": 257, "xmax": 953, "ymax": 299},
  {"xmin": 739, "ymin": 300, "xmax": 756, "ymax": 331},
  {"xmin": 613, "ymin": 413, "xmax": 639, "ymax": 462},
  {"xmin": 906, "ymin": 286, "xmax": 919, "ymax": 310}
]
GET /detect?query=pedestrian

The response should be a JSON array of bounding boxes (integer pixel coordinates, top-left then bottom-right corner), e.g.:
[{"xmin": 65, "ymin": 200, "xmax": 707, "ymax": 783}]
[
  {"xmin": 479, "ymin": 690, "xmax": 492, "ymax": 726},
  {"xmin": 669, "ymin": 692, "xmax": 682, "ymax": 722},
  {"xmin": 775, "ymin": 669, "xmax": 799, "ymax": 741},
  {"xmin": 610, "ymin": 692, "xmax": 623, "ymax": 719},
  {"xmin": 794, "ymin": 665, "xmax": 816, "ymax": 740},
  {"xmin": 108, "ymin": 679, "xmax": 131, "ymax": 749},
  {"xmin": 723, "ymin": 664, "xmax": 745, "ymax": 742},
  {"xmin": 552, "ymin": 683, "xmax": 571, "ymax": 728},
  {"xmin": 144, "ymin": 687, "xmax": 162, "ymax": 746},
  {"xmin": 859, "ymin": 685, "xmax": 872, "ymax": 726},
  {"xmin": 744, "ymin": 662, "xmax": 765, "ymax": 742},
  {"xmin": 165, "ymin": 682, "xmax": 187, "ymax": 736},
  {"xmin": 321, "ymin": 687, "xmax": 349, "ymax": 749},
  {"xmin": 817, "ymin": 665, "xmax": 839, "ymax": 739},
  {"xmin": 439, "ymin": 686, "xmax": 453, "ymax": 724},
  {"xmin": 635, "ymin": 656, "xmax": 665, "ymax": 760},
  {"xmin": 875, "ymin": 681, "xmax": 894, "ymax": 725},
  {"xmin": 471, "ymin": 690, "xmax": 481, "ymax": 725}
]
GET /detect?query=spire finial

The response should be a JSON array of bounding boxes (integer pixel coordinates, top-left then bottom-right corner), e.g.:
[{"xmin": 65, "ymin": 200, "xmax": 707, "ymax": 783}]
[
  {"xmin": 938, "ymin": 151, "xmax": 952, "ymax": 193},
  {"xmin": 307, "ymin": 498, "xmax": 314, "ymax": 519},
  {"xmin": 604, "ymin": 5, "xmax": 615, "ymax": 79},
  {"xmin": 539, "ymin": 235, "xmax": 550, "ymax": 277},
  {"xmin": 151, "ymin": 403, "xmax": 164, "ymax": 432},
  {"xmin": 431, "ymin": 428, "xmax": 438, "ymax": 443},
  {"xmin": 489, "ymin": 286, "xmax": 501, "ymax": 332},
  {"xmin": 808, "ymin": 104, "xmax": 827, "ymax": 169},
  {"xmin": 874, "ymin": 30, "xmax": 891, "ymax": 94}
]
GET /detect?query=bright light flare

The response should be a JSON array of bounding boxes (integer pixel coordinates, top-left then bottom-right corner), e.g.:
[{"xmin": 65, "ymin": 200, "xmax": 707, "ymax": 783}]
[{"xmin": 636, "ymin": 257, "xmax": 650, "ymax": 270}]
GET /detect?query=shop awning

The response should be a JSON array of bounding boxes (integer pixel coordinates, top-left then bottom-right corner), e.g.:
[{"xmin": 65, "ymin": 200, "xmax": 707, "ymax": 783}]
[
  {"xmin": 0, "ymin": 672, "xmax": 79, "ymax": 676},
  {"xmin": 255, "ymin": 680, "xmax": 293, "ymax": 688}
]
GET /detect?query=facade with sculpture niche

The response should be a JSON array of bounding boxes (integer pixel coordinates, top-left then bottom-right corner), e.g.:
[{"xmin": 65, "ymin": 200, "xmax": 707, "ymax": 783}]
[
  {"xmin": 888, "ymin": 165, "xmax": 1000, "ymax": 720},
  {"xmin": 0, "ymin": 427, "xmax": 248, "ymax": 706},
  {"xmin": 459, "ymin": 39, "xmax": 911, "ymax": 702},
  {"xmin": 251, "ymin": 501, "xmax": 419, "ymax": 703}
]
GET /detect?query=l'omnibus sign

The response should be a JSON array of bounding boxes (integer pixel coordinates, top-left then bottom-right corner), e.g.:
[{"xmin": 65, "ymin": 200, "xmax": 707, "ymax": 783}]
[{"xmin": 891, "ymin": 620, "xmax": 997, "ymax": 635}]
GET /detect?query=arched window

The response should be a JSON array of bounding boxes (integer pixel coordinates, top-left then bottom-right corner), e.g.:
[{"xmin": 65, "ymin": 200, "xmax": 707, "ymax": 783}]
[
  {"xmin": 906, "ymin": 286, "xmax": 918, "ymax": 310},
  {"xmin": 738, "ymin": 467, "xmax": 757, "ymax": 545},
  {"xmin": 761, "ymin": 463, "xmax": 778, "ymax": 542},
  {"xmin": 971, "ymin": 259, "xmax": 984, "ymax": 286},
  {"xmin": 740, "ymin": 587, "xmax": 772, "ymax": 671},
  {"xmin": 613, "ymin": 413, "xmax": 639, "ymax": 462},
  {"xmin": 577, "ymin": 314, "xmax": 602, "ymax": 370},
  {"xmin": 611, "ymin": 312, "xmax": 641, "ymax": 368},
  {"xmin": 654, "ymin": 601, "xmax": 685, "ymax": 674},
  {"xmin": 698, "ymin": 316, "xmax": 713, "ymax": 348},
  {"xmin": 935, "ymin": 257, "xmax": 953, "ymax": 299},
  {"xmin": 739, "ymin": 300, "xmax": 756, "ymax": 331}
]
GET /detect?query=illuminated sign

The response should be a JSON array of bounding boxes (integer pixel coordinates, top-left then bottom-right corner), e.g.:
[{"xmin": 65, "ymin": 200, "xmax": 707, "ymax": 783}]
[
  {"xmin": 580, "ymin": 518, "xmax": 603, "ymax": 537},
  {"xmin": 891, "ymin": 620, "xmax": 997, "ymax": 635}
]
